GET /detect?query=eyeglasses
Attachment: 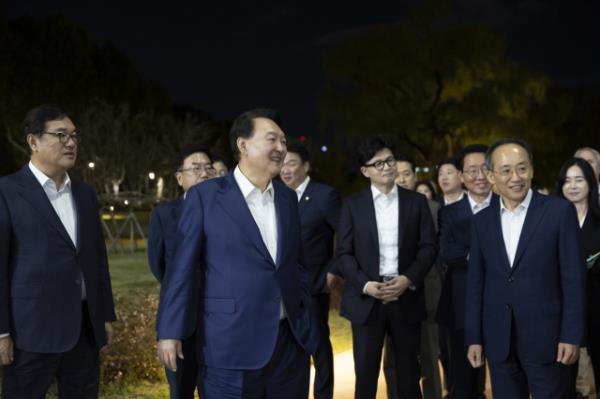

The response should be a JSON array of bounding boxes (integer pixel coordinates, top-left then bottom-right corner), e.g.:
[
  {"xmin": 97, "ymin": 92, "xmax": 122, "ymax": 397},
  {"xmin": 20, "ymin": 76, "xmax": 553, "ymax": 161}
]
[
  {"xmin": 42, "ymin": 131, "xmax": 81, "ymax": 144},
  {"xmin": 462, "ymin": 165, "xmax": 487, "ymax": 178},
  {"xmin": 493, "ymin": 164, "xmax": 530, "ymax": 178},
  {"xmin": 364, "ymin": 156, "xmax": 396, "ymax": 171},
  {"xmin": 179, "ymin": 164, "xmax": 215, "ymax": 175}
]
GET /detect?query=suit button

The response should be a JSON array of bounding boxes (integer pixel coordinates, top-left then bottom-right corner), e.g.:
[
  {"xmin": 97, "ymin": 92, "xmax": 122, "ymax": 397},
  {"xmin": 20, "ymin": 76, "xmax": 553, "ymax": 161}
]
[{"xmin": 508, "ymin": 277, "xmax": 514, "ymax": 283}]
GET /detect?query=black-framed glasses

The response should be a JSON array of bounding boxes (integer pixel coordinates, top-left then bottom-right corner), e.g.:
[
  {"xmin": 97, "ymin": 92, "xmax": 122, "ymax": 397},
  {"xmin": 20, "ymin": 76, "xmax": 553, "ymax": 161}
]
[
  {"xmin": 179, "ymin": 164, "xmax": 215, "ymax": 175},
  {"xmin": 42, "ymin": 131, "xmax": 81, "ymax": 144},
  {"xmin": 364, "ymin": 156, "xmax": 396, "ymax": 171}
]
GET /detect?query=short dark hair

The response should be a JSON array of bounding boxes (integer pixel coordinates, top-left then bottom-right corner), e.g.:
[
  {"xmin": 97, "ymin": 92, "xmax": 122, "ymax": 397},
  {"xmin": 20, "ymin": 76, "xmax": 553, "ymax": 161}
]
[
  {"xmin": 416, "ymin": 180, "xmax": 437, "ymax": 196},
  {"xmin": 457, "ymin": 144, "xmax": 488, "ymax": 170},
  {"xmin": 23, "ymin": 104, "xmax": 70, "ymax": 140},
  {"xmin": 357, "ymin": 136, "xmax": 395, "ymax": 166},
  {"xmin": 435, "ymin": 158, "xmax": 459, "ymax": 178},
  {"xmin": 229, "ymin": 108, "xmax": 280, "ymax": 158},
  {"xmin": 485, "ymin": 138, "xmax": 533, "ymax": 171},
  {"xmin": 174, "ymin": 145, "xmax": 211, "ymax": 171},
  {"xmin": 211, "ymin": 155, "xmax": 229, "ymax": 168},
  {"xmin": 395, "ymin": 153, "xmax": 416, "ymax": 172},
  {"xmin": 286, "ymin": 141, "xmax": 310, "ymax": 163},
  {"xmin": 557, "ymin": 157, "xmax": 600, "ymax": 218}
]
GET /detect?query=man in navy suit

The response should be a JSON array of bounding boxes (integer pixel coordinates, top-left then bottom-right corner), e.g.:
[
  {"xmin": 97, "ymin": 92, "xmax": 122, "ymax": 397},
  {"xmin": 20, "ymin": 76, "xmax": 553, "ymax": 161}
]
[
  {"xmin": 437, "ymin": 144, "xmax": 492, "ymax": 399},
  {"xmin": 148, "ymin": 146, "xmax": 215, "ymax": 398},
  {"xmin": 337, "ymin": 136, "xmax": 437, "ymax": 399},
  {"xmin": 156, "ymin": 108, "xmax": 317, "ymax": 399},
  {"xmin": 0, "ymin": 105, "xmax": 116, "ymax": 398},
  {"xmin": 465, "ymin": 138, "xmax": 586, "ymax": 398},
  {"xmin": 280, "ymin": 141, "xmax": 341, "ymax": 399}
]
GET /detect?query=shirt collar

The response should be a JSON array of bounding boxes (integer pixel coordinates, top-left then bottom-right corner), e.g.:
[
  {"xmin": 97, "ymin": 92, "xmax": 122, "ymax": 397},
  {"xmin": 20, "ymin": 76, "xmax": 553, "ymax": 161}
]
[
  {"xmin": 500, "ymin": 188, "xmax": 532, "ymax": 214},
  {"xmin": 295, "ymin": 176, "xmax": 310, "ymax": 197},
  {"xmin": 371, "ymin": 184, "xmax": 398, "ymax": 201},
  {"xmin": 467, "ymin": 191, "xmax": 492, "ymax": 212},
  {"xmin": 444, "ymin": 191, "xmax": 465, "ymax": 205},
  {"xmin": 28, "ymin": 161, "xmax": 71, "ymax": 191},
  {"xmin": 234, "ymin": 165, "xmax": 274, "ymax": 199}
]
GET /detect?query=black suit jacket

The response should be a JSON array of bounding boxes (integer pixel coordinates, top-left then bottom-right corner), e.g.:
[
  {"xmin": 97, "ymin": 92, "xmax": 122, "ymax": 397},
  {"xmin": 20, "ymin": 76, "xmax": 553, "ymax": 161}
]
[
  {"xmin": 336, "ymin": 185, "xmax": 437, "ymax": 325},
  {"xmin": 297, "ymin": 180, "xmax": 341, "ymax": 294},
  {"xmin": 582, "ymin": 212, "xmax": 600, "ymax": 333},
  {"xmin": 0, "ymin": 165, "xmax": 116, "ymax": 353}
]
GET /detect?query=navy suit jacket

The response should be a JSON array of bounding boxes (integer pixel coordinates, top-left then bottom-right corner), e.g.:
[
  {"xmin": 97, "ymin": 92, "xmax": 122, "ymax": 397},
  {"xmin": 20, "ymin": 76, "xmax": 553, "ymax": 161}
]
[
  {"xmin": 0, "ymin": 166, "xmax": 116, "ymax": 353},
  {"xmin": 297, "ymin": 180, "xmax": 341, "ymax": 294},
  {"xmin": 437, "ymin": 195, "xmax": 497, "ymax": 329},
  {"xmin": 464, "ymin": 191, "xmax": 587, "ymax": 363},
  {"xmin": 157, "ymin": 172, "xmax": 317, "ymax": 369},
  {"xmin": 336, "ymin": 186, "xmax": 438, "ymax": 325},
  {"xmin": 148, "ymin": 199, "xmax": 182, "ymax": 282}
]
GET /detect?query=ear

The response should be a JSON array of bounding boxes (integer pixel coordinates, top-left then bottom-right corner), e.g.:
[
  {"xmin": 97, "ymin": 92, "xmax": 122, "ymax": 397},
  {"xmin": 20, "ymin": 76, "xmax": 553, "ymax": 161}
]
[
  {"xmin": 236, "ymin": 137, "xmax": 246, "ymax": 157},
  {"xmin": 303, "ymin": 161, "xmax": 311, "ymax": 174},
  {"xmin": 26, "ymin": 134, "xmax": 38, "ymax": 152},
  {"xmin": 360, "ymin": 166, "xmax": 369, "ymax": 179},
  {"xmin": 486, "ymin": 170, "xmax": 495, "ymax": 186},
  {"xmin": 175, "ymin": 172, "xmax": 183, "ymax": 187},
  {"xmin": 459, "ymin": 171, "xmax": 465, "ymax": 185}
]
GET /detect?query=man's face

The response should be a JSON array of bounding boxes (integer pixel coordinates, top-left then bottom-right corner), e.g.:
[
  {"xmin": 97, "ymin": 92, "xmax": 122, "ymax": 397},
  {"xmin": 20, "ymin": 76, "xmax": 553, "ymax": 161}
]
[
  {"xmin": 176, "ymin": 152, "xmax": 213, "ymax": 192},
  {"xmin": 460, "ymin": 153, "xmax": 491, "ymax": 197},
  {"xmin": 487, "ymin": 144, "xmax": 533, "ymax": 205},
  {"xmin": 280, "ymin": 152, "xmax": 309, "ymax": 190},
  {"xmin": 238, "ymin": 117, "xmax": 287, "ymax": 178},
  {"xmin": 394, "ymin": 161, "xmax": 416, "ymax": 190},
  {"xmin": 28, "ymin": 117, "xmax": 78, "ymax": 172},
  {"xmin": 213, "ymin": 161, "xmax": 228, "ymax": 177},
  {"xmin": 575, "ymin": 149, "xmax": 600, "ymax": 181},
  {"xmin": 362, "ymin": 148, "xmax": 397, "ymax": 188},
  {"xmin": 437, "ymin": 163, "xmax": 462, "ymax": 195}
]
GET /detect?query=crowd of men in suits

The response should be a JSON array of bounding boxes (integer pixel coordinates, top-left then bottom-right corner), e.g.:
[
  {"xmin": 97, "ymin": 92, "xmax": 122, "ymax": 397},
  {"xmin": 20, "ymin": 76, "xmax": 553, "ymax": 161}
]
[{"xmin": 1, "ymin": 104, "xmax": 599, "ymax": 399}]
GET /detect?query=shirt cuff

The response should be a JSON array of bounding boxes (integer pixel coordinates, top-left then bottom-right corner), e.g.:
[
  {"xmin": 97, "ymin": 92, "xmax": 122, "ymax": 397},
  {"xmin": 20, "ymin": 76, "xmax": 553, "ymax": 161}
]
[
  {"xmin": 363, "ymin": 281, "xmax": 371, "ymax": 294},
  {"xmin": 0, "ymin": 333, "xmax": 10, "ymax": 338}
]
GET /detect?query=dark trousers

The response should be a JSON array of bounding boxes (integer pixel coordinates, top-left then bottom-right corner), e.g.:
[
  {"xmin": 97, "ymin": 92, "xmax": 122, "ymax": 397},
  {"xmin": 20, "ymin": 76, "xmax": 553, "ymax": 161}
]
[
  {"xmin": 311, "ymin": 293, "xmax": 334, "ymax": 399},
  {"xmin": 438, "ymin": 324, "xmax": 452, "ymax": 393},
  {"xmin": 1, "ymin": 303, "xmax": 100, "ymax": 399},
  {"xmin": 199, "ymin": 320, "xmax": 310, "ymax": 399},
  {"xmin": 165, "ymin": 331, "xmax": 199, "ymax": 399},
  {"xmin": 448, "ymin": 328, "xmax": 486, "ymax": 399},
  {"xmin": 352, "ymin": 301, "xmax": 421, "ymax": 399}
]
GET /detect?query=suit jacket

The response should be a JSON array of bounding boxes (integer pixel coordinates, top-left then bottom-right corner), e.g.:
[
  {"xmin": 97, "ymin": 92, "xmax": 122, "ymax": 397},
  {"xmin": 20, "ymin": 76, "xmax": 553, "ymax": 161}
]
[
  {"xmin": 336, "ymin": 185, "xmax": 437, "ymax": 325},
  {"xmin": 297, "ymin": 180, "xmax": 341, "ymax": 293},
  {"xmin": 157, "ymin": 172, "xmax": 317, "ymax": 369},
  {"xmin": 0, "ymin": 166, "xmax": 116, "ymax": 353},
  {"xmin": 148, "ymin": 199, "xmax": 183, "ymax": 282},
  {"xmin": 464, "ymin": 191, "xmax": 586, "ymax": 363},
  {"xmin": 582, "ymin": 212, "xmax": 600, "ymax": 333}
]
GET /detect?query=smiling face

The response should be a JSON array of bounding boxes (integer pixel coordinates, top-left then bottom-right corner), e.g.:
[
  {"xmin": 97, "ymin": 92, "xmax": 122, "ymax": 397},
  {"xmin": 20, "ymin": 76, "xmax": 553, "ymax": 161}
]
[
  {"xmin": 461, "ymin": 152, "xmax": 491, "ymax": 198},
  {"xmin": 362, "ymin": 148, "xmax": 397, "ymax": 191},
  {"xmin": 394, "ymin": 161, "xmax": 416, "ymax": 190},
  {"xmin": 28, "ymin": 117, "xmax": 77, "ymax": 175},
  {"xmin": 487, "ymin": 143, "xmax": 534, "ymax": 207},
  {"xmin": 280, "ymin": 151, "xmax": 309, "ymax": 190},
  {"xmin": 237, "ymin": 117, "xmax": 287, "ymax": 179},
  {"xmin": 175, "ymin": 152, "xmax": 213, "ymax": 192},
  {"xmin": 562, "ymin": 165, "xmax": 590, "ymax": 205}
]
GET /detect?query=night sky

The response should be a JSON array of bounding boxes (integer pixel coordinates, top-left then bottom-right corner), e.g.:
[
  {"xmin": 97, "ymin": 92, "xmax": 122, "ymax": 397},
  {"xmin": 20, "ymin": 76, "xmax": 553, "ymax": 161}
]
[{"xmin": 7, "ymin": 0, "xmax": 600, "ymax": 137}]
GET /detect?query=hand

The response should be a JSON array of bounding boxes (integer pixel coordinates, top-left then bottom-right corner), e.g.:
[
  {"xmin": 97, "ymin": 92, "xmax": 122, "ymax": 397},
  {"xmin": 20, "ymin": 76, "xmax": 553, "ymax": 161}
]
[
  {"xmin": 0, "ymin": 336, "xmax": 14, "ymax": 366},
  {"xmin": 325, "ymin": 272, "xmax": 343, "ymax": 292},
  {"xmin": 557, "ymin": 343, "xmax": 579, "ymax": 365},
  {"xmin": 105, "ymin": 322, "xmax": 114, "ymax": 345},
  {"xmin": 364, "ymin": 281, "xmax": 387, "ymax": 300},
  {"xmin": 467, "ymin": 344, "xmax": 485, "ymax": 368},
  {"xmin": 379, "ymin": 275, "xmax": 411, "ymax": 303},
  {"xmin": 157, "ymin": 339, "xmax": 183, "ymax": 372}
]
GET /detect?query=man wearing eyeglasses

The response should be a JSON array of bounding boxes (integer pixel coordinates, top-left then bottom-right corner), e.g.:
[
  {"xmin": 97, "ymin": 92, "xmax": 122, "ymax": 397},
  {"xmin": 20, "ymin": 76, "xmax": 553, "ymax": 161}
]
[
  {"xmin": 464, "ymin": 139, "xmax": 586, "ymax": 398},
  {"xmin": 437, "ymin": 144, "xmax": 493, "ymax": 399},
  {"xmin": 148, "ymin": 145, "xmax": 214, "ymax": 399},
  {"xmin": 337, "ymin": 136, "xmax": 437, "ymax": 398},
  {"xmin": 0, "ymin": 105, "xmax": 116, "ymax": 398}
]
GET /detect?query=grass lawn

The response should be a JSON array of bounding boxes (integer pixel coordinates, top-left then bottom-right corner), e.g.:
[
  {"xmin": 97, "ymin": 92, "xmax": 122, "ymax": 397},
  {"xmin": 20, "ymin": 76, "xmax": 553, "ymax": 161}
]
[{"xmin": 98, "ymin": 252, "xmax": 352, "ymax": 398}]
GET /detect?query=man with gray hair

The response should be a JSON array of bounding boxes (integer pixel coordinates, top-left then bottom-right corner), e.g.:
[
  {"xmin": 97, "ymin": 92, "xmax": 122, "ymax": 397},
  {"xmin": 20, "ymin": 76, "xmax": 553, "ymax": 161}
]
[{"xmin": 574, "ymin": 147, "xmax": 600, "ymax": 199}]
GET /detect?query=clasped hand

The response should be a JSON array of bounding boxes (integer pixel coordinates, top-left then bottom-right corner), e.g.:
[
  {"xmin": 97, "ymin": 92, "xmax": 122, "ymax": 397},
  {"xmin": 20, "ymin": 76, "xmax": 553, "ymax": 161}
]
[{"xmin": 365, "ymin": 275, "xmax": 411, "ymax": 303}]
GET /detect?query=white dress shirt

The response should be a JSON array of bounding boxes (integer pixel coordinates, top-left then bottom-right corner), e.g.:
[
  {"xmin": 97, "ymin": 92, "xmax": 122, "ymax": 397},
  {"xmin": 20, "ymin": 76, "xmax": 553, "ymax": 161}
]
[
  {"xmin": 233, "ymin": 166, "xmax": 285, "ymax": 319},
  {"xmin": 372, "ymin": 185, "xmax": 399, "ymax": 277},
  {"xmin": 468, "ymin": 191, "xmax": 493, "ymax": 215},
  {"xmin": 295, "ymin": 176, "xmax": 310, "ymax": 202},
  {"xmin": 444, "ymin": 191, "xmax": 465, "ymax": 206},
  {"xmin": 29, "ymin": 162, "xmax": 86, "ymax": 300},
  {"xmin": 500, "ymin": 189, "xmax": 533, "ymax": 267}
]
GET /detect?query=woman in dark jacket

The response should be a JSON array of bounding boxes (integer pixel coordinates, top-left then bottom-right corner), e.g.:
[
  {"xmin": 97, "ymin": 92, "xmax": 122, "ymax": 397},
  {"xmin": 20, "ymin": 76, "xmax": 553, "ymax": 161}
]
[{"xmin": 558, "ymin": 158, "xmax": 600, "ymax": 397}]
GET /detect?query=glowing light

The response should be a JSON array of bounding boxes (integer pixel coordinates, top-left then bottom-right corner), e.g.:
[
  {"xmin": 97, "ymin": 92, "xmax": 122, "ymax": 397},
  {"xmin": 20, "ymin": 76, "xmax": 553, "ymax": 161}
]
[
  {"xmin": 321, "ymin": 146, "xmax": 328, "ymax": 152},
  {"xmin": 123, "ymin": 200, "xmax": 129, "ymax": 205},
  {"xmin": 299, "ymin": 135, "xmax": 306, "ymax": 142},
  {"xmin": 88, "ymin": 162, "xmax": 95, "ymax": 169},
  {"xmin": 148, "ymin": 172, "xmax": 156, "ymax": 180},
  {"xmin": 109, "ymin": 206, "xmax": 114, "ymax": 211}
]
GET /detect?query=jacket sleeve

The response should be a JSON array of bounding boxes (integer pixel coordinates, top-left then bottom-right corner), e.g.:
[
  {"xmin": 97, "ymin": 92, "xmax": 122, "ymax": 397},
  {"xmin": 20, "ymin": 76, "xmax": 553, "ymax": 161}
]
[
  {"xmin": 439, "ymin": 207, "xmax": 469, "ymax": 272},
  {"xmin": 147, "ymin": 207, "xmax": 166, "ymax": 282},
  {"xmin": 402, "ymin": 195, "xmax": 438, "ymax": 286},
  {"xmin": 464, "ymin": 218, "xmax": 485, "ymax": 346},
  {"xmin": 336, "ymin": 199, "xmax": 371, "ymax": 293},
  {"xmin": 324, "ymin": 188, "xmax": 342, "ymax": 276},
  {"xmin": 0, "ymin": 189, "xmax": 11, "ymax": 334}
]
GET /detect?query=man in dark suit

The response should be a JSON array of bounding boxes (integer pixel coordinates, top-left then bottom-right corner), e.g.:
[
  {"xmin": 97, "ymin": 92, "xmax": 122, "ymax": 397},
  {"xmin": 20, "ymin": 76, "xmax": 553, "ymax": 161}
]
[
  {"xmin": 148, "ymin": 146, "xmax": 214, "ymax": 398},
  {"xmin": 437, "ymin": 144, "xmax": 492, "ymax": 399},
  {"xmin": 0, "ymin": 105, "xmax": 116, "ymax": 398},
  {"xmin": 156, "ymin": 108, "xmax": 318, "ymax": 399},
  {"xmin": 337, "ymin": 136, "xmax": 437, "ymax": 399},
  {"xmin": 280, "ymin": 141, "xmax": 341, "ymax": 399},
  {"xmin": 465, "ymin": 138, "xmax": 586, "ymax": 398}
]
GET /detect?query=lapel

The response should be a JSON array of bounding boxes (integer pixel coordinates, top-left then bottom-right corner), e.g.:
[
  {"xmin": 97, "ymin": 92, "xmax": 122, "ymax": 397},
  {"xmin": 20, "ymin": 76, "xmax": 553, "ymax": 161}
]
[
  {"xmin": 298, "ymin": 180, "xmax": 314, "ymax": 216},
  {"xmin": 273, "ymin": 181, "xmax": 286, "ymax": 267},
  {"xmin": 15, "ymin": 166, "xmax": 77, "ymax": 251},
  {"xmin": 488, "ymin": 197, "xmax": 512, "ymax": 271},
  {"xmin": 361, "ymin": 188, "xmax": 379, "ymax": 257},
  {"xmin": 458, "ymin": 195, "xmax": 472, "ymax": 217},
  {"xmin": 396, "ymin": 186, "xmax": 410, "ymax": 250},
  {"xmin": 70, "ymin": 179, "xmax": 85, "ymax": 252},
  {"xmin": 217, "ymin": 173, "xmax": 276, "ymax": 267},
  {"xmin": 511, "ymin": 191, "xmax": 546, "ymax": 273}
]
